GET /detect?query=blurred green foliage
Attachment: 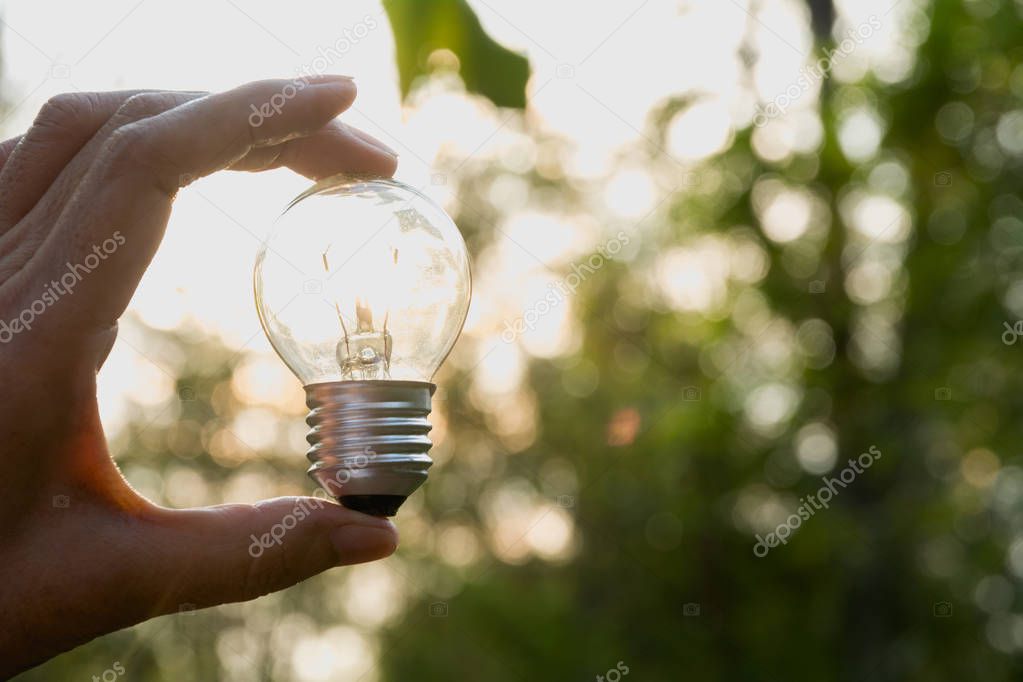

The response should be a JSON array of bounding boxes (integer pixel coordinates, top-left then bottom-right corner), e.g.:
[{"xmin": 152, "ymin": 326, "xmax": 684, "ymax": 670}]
[
  {"xmin": 379, "ymin": 0, "xmax": 1023, "ymax": 680},
  {"xmin": 382, "ymin": 0, "xmax": 530, "ymax": 108},
  {"xmin": 17, "ymin": 0, "xmax": 1023, "ymax": 680}
]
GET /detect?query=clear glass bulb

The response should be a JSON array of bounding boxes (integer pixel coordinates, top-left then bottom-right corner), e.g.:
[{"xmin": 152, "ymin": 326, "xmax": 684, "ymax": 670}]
[{"xmin": 254, "ymin": 176, "xmax": 471, "ymax": 385}]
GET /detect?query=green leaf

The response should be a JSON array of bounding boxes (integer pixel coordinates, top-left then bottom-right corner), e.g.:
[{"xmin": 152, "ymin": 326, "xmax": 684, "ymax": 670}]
[{"xmin": 383, "ymin": 0, "xmax": 530, "ymax": 108}]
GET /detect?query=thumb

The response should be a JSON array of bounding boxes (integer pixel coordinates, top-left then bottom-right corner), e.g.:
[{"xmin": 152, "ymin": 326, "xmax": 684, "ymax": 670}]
[{"xmin": 138, "ymin": 496, "xmax": 398, "ymax": 614}]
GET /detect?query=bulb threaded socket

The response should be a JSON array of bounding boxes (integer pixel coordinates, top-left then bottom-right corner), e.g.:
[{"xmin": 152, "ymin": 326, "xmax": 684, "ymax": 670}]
[{"xmin": 304, "ymin": 380, "xmax": 435, "ymax": 516}]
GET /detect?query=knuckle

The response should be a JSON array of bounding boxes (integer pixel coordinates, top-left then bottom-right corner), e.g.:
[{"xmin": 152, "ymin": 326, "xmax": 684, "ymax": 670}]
[
  {"xmin": 117, "ymin": 92, "xmax": 166, "ymax": 119},
  {"xmin": 34, "ymin": 92, "xmax": 95, "ymax": 128},
  {"xmin": 100, "ymin": 121, "xmax": 177, "ymax": 195},
  {"xmin": 103, "ymin": 122, "xmax": 147, "ymax": 167},
  {"xmin": 116, "ymin": 91, "xmax": 202, "ymax": 121}
]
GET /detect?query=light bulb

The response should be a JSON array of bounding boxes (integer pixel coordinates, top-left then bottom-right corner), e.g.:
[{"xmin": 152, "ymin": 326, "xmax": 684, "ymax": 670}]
[{"xmin": 254, "ymin": 175, "xmax": 471, "ymax": 516}]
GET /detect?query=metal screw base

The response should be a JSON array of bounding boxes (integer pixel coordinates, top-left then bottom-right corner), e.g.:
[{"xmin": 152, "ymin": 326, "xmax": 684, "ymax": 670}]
[{"xmin": 304, "ymin": 380, "xmax": 435, "ymax": 516}]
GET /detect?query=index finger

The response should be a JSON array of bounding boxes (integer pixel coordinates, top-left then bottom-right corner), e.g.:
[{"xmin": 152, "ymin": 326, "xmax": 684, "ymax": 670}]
[
  {"xmin": 26, "ymin": 78, "xmax": 395, "ymax": 339},
  {"xmin": 104, "ymin": 76, "xmax": 367, "ymax": 195}
]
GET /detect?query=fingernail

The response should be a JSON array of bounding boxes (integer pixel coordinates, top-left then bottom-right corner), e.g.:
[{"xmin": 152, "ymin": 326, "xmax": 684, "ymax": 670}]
[
  {"xmin": 304, "ymin": 74, "xmax": 355, "ymax": 84},
  {"xmin": 310, "ymin": 80, "xmax": 356, "ymax": 99},
  {"xmin": 330, "ymin": 523, "xmax": 398, "ymax": 565},
  {"xmin": 344, "ymin": 123, "xmax": 398, "ymax": 158}
]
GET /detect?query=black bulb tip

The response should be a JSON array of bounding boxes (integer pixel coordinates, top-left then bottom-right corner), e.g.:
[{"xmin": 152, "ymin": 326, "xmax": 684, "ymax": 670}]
[{"xmin": 339, "ymin": 494, "xmax": 408, "ymax": 517}]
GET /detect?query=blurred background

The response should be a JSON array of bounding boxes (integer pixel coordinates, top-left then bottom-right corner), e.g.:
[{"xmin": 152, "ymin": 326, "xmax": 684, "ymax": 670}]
[{"xmin": 5, "ymin": 0, "xmax": 1023, "ymax": 678}]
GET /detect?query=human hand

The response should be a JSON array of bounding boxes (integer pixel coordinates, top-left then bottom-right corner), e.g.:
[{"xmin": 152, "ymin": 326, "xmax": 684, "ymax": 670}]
[{"xmin": 0, "ymin": 77, "xmax": 400, "ymax": 676}]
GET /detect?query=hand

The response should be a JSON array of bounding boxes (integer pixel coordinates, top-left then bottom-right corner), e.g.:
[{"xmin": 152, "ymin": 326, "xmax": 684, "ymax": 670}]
[{"xmin": 0, "ymin": 77, "xmax": 401, "ymax": 676}]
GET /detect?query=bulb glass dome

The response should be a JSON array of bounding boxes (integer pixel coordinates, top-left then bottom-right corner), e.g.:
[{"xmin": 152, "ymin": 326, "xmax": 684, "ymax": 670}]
[{"xmin": 255, "ymin": 176, "xmax": 471, "ymax": 385}]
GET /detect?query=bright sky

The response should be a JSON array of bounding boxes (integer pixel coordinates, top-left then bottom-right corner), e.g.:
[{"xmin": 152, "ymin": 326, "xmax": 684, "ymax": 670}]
[
  {"xmin": 0, "ymin": 0, "xmax": 917, "ymax": 440},
  {"xmin": 0, "ymin": 0, "xmax": 757, "ymax": 432}
]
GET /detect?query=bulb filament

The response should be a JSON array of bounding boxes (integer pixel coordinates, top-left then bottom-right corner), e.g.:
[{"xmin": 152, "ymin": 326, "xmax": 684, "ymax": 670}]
[{"xmin": 324, "ymin": 245, "xmax": 396, "ymax": 380}]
